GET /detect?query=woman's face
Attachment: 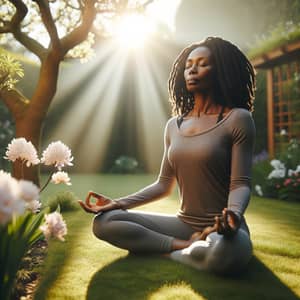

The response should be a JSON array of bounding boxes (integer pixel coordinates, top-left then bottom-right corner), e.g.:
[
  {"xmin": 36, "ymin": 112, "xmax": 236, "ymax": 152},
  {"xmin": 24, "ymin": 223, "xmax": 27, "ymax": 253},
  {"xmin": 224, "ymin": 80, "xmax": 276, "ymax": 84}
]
[{"xmin": 184, "ymin": 46, "xmax": 214, "ymax": 93}]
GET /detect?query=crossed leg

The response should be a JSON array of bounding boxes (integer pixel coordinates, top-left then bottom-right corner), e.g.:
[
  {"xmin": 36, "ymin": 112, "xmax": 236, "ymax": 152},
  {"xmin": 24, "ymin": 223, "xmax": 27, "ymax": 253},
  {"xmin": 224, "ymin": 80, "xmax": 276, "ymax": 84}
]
[
  {"xmin": 92, "ymin": 209, "xmax": 196, "ymax": 253},
  {"xmin": 170, "ymin": 229, "xmax": 253, "ymax": 274},
  {"xmin": 92, "ymin": 209, "xmax": 252, "ymax": 274}
]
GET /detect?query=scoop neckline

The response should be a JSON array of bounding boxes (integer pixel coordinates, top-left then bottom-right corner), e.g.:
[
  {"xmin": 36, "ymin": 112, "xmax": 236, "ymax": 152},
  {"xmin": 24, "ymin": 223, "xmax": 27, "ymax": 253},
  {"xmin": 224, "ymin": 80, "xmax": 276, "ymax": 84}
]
[{"xmin": 177, "ymin": 108, "xmax": 237, "ymax": 137}]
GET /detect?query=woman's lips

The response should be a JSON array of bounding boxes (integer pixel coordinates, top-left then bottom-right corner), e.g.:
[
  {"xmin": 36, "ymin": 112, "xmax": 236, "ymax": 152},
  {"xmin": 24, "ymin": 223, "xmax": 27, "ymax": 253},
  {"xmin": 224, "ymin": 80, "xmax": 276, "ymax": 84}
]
[{"xmin": 187, "ymin": 79, "xmax": 199, "ymax": 85}]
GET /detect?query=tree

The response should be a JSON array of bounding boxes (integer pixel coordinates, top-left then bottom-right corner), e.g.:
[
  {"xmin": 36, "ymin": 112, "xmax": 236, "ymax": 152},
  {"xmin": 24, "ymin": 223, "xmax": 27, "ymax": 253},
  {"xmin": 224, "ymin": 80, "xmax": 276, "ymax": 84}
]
[{"xmin": 0, "ymin": 0, "xmax": 152, "ymax": 185}]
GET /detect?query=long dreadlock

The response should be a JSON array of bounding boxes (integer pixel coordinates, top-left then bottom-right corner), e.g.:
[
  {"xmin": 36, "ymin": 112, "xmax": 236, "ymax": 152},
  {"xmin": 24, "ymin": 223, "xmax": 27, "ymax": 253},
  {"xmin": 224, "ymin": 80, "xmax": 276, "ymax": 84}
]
[{"xmin": 168, "ymin": 37, "xmax": 256, "ymax": 120}]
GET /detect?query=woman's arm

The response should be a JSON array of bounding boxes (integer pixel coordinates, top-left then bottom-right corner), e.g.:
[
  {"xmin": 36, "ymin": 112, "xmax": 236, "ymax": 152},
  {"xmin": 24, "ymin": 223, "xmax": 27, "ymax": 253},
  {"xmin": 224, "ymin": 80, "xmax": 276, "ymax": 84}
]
[
  {"xmin": 227, "ymin": 109, "xmax": 256, "ymax": 219},
  {"xmin": 78, "ymin": 120, "xmax": 176, "ymax": 214},
  {"xmin": 115, "ymin": 119, "xmax": 176, "ymax": 209},
  {"xmin": 204, "ymin": 110, "xmax": 255, "ymax": 237},
  {"xmin": 228, "ymin": 109, "xmax": 255, "ymax": 216},
  {"xmin": 78, "ymin": 119, "xmax": 176, "ymax": 214}
]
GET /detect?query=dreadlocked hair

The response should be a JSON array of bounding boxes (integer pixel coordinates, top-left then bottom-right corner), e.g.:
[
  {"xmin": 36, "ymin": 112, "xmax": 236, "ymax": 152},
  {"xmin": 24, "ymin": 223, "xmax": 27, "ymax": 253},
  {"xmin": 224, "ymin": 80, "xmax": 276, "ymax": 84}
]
[{"xmin": 168, "ymin": 37, "xmax": 256, "ymax": 117}]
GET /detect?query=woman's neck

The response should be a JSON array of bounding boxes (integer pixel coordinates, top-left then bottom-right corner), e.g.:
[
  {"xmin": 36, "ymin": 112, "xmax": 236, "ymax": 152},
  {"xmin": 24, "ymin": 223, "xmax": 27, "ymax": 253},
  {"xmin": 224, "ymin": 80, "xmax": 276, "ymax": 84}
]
[{"xmin": 189, "ymin": 92, "xmax": 222, "ymax": 117}]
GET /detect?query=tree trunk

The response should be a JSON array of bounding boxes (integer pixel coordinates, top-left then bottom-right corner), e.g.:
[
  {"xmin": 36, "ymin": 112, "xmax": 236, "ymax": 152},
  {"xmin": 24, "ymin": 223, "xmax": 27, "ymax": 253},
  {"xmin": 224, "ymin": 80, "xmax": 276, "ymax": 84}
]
[
  {"xmin": 12, "ymin": 54, "xmax": 61, "ymax": 186},
  {"xmin": 13, "ymin": 115, "xmax": 43, "ymax": 186}
]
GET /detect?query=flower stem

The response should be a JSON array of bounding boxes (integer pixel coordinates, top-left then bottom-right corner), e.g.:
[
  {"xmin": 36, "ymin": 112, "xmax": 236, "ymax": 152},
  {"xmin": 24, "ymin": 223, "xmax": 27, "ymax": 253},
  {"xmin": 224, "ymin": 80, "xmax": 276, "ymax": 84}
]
[
  {"xmin": 21, "ymin": 160, "xmax": 24, "ymax": 179},
  {"xmin": 40, "ymin": 170, "xmax": 55, "ymax": 193}
]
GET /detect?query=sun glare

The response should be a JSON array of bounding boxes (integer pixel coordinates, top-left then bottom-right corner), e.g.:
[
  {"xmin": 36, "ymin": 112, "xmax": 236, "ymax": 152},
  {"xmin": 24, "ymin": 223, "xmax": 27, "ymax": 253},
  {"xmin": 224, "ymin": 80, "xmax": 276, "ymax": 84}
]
[
  {"xmin": 114, "ymin": 14, "xmax": 155, "ymax": 49},
  {"xmin": 47, "ymin": 1, "xmax": 182, "ymax": 172}
]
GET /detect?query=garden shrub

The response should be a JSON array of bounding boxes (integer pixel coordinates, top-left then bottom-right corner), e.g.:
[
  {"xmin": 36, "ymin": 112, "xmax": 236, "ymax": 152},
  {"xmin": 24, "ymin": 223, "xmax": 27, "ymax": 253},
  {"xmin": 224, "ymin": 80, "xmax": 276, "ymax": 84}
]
[
  {"xmin": 253, "ymin": 139, "xmax": 300, "ymax": 201},
  {"xmin": 252, "ymin": 157, "xmax": 272, "ymax": 191},
  {"xmin": 109, "ymin": 155, "xmax": 141, "ymax": 174},
  {"xmin": 46, "ymin": 191, "xmax": 79, "ymax": 212}
]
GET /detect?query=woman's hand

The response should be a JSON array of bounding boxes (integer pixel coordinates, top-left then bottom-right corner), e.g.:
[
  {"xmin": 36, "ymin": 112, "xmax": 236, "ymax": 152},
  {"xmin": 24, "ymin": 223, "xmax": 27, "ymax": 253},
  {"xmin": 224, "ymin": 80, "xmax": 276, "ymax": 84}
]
[
  {"xmin": 215, "ymin": 208, "xmax": 241, "ymax": 237},
  {"xmin": 190, "ymin": 209, "xmax": 241, "ymax": 241},
  {"xmin": 78, "ymin": 191, "xmax": 122, "ymax": 214}
]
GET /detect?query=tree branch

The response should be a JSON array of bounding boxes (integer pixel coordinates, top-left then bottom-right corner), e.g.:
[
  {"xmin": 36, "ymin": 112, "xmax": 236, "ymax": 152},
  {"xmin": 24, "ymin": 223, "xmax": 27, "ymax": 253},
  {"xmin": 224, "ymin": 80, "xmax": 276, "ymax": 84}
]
[
  {"xmin": 141, "ymin": 0, "xmax": 154, "ymax": 9},
  {"xmin": 9, "ymin": 0, "xmax": 27, "ymax": 27},
  {"xmin": 60, "ymin": 0, "xmax": 97, "ymax": 55},
  {"xmin": 33, "ymin": 0, "xmax": 61, "ymax": 51},
  {"xmin": 0, "ymin": 87, "xmax": 29, "ymax": 120},
  {"xmin": 13, "ymin": 29, "xmax": 47, "ymax": 60},
  {"xmin": 0, "ymin": 19, "xmax": 11, "ymax": 33},
  {"xmin": 5, "ymin": 0, "xmax": 47, "ymax": 60}
]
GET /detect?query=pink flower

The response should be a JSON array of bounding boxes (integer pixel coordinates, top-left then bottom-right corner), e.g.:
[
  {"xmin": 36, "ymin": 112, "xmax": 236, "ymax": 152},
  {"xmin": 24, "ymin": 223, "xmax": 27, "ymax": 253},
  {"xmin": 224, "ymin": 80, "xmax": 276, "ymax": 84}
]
[
  {"xmin": 40, "ymin": 212, "xmax": 67, "ymax": 241},
  {"xmin": 284, "ymin": 178, "xmax": 292, "ymax": 186},
  {"xmin": 276, "ymin": 184, "xmax": 281, "ymax": 189}
]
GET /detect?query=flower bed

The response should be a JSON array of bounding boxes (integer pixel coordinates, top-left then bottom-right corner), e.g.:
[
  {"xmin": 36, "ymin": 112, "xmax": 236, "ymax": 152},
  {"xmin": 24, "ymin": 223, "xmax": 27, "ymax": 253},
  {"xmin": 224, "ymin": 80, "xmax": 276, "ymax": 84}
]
[
  {"xmin": 253, "ymin": 139, "xmax": 300, "ymax": 201},
  {"xmin": 0, "ymin": 137, "xmax": 74, "ymax": 300}
]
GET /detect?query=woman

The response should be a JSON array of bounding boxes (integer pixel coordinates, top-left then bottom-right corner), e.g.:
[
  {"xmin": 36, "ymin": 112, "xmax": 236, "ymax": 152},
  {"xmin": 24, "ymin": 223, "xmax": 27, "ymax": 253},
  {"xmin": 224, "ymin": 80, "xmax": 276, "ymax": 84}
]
[{"xmin": 79, "ymin": 37, "xmax": 256, "ymax": 274}]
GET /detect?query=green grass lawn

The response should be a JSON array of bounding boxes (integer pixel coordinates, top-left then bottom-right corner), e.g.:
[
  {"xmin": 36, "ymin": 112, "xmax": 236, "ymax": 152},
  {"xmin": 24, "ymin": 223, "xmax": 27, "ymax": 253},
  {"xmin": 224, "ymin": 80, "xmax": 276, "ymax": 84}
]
[{"xmin": 35, "ymin": 174, "xmax": 300, "ymax": 300}]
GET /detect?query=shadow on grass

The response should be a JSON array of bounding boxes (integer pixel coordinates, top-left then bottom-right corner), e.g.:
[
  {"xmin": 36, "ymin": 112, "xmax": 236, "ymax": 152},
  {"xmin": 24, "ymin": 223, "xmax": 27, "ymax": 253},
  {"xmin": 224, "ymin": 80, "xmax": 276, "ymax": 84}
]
[
  {"xmin": 86, "ymin": 255, "xmax": 299, "ymax": 300},
  {"xmin": 34, "ymin": 212, "xmax": 92, "ymax": 300}
]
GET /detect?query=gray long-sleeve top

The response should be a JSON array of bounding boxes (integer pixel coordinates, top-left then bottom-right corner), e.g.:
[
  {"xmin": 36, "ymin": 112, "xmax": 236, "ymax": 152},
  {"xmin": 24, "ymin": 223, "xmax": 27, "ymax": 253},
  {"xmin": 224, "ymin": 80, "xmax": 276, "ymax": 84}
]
[{"xmin": 117, "ymin": 108, "xmax": 256, "ymax": 231}]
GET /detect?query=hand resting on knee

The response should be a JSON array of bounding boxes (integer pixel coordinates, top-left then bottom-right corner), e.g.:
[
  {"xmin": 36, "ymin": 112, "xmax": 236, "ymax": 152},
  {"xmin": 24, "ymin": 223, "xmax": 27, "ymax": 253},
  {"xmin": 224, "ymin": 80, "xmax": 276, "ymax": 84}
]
[{"xmin": 78, "ymin": 191, "xmax": 122, "ymax": 214}]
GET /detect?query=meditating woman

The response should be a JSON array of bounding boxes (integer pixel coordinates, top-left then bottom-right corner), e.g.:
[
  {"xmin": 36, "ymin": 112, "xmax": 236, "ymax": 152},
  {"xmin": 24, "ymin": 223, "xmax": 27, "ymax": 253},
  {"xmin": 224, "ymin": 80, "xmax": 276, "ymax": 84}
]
[{"xmin": 79, "ymin": 36, "xmax": 256, "ymax": 274}]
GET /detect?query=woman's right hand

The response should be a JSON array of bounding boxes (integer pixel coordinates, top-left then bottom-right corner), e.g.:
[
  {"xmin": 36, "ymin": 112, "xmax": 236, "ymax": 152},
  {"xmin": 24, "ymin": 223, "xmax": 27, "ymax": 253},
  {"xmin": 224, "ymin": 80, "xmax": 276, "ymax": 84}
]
[
  {"xmin": 78, "ymin": 191, "xmax": 122, "ymax": 214},
  {"xmin": 215, "ymin": 208, "xmax": 241, "ymax": 237}
]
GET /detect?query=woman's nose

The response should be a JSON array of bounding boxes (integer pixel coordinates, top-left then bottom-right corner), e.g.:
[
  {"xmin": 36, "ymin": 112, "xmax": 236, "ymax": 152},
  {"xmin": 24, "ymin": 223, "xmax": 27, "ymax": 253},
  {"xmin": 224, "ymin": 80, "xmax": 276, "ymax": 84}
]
[{"xmin": 189, "ymin": 63, "xmax": 197, "ymax": 74}]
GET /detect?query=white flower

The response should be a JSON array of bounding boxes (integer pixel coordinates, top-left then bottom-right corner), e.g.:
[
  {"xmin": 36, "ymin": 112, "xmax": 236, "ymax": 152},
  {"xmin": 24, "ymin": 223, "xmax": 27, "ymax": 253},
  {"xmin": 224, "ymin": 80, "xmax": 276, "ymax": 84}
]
[
  {"xmin": 26, "ymin": 199, "xmax": 41, "ymax": 213},
  {"xmin": 51, "ymin": 171, "xmax": 72, "ymax": 185},
  {"xmin": 291, "ymin": 142, "xmax": 298, "ymax": 149},
  {"xmin": 268, "ymin": 169, "xmax": 285, "ymax": 179},
  {"xmin": 0, "ymin": 171, "xmax": 25, "ymax": 224},
  {"xmin": 268, "ymin": 159, "xmax": 286, "ymax": 179},
  {"xmin": 280, "ymin": 129, "xmax": 287, "ymax": 136},
  {"xmin": 4, "ymin": 138, "xmax": 40, "ymax": 167},
  {"xmin": 19, "ymin": 180, "xmax": 40, "ymax": 202},
  {"xmin": 288, "ymin": 165, "xmax": 300, "ymax": 176},
  {"xmin": 41, "ymin": 141, "xmax": 73, "ymax": 170},
  {"xmin": 19, "ymin": 180, "xmax": 41, "ymax": 213},
  {"xmin": 270, "ymin": 159, "xmax": 285, "ymax": 170},
  {"xmin": 0, "ymin": 170, "xmax": 12, "ymax": 179},
  {"xmin": 255, "ymin": 185, "xmax": 263, "ymax": 196},
  {"xmin": 40, "ymin": 212, "xmax": 67, "ymax": 241}
]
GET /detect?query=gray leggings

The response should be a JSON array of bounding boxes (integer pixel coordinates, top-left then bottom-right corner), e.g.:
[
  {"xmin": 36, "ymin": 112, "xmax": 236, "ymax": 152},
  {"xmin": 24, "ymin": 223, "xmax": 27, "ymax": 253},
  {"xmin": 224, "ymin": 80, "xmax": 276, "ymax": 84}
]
[
  {"xmin": 93, "ymin": 209, "xmax": 195, "ymax": 253},
  {"xmin": 93, "ymin": 209, "xmax": 253, "ymax": 274}
]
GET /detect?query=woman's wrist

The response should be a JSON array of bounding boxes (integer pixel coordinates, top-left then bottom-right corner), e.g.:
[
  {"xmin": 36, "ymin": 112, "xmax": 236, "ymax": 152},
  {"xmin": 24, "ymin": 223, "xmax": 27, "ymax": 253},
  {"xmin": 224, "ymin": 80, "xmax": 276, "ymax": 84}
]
[
  {"xmin": 226, "ymin": 209, "xmax": 242, "ymax": 221},
  {"xmin": 234, "ymin": 211, "xmax": 242, "ymax": 225},
  {"xmin": 112, "ymin": 200, "xmax": 125, "ymax": 210}
]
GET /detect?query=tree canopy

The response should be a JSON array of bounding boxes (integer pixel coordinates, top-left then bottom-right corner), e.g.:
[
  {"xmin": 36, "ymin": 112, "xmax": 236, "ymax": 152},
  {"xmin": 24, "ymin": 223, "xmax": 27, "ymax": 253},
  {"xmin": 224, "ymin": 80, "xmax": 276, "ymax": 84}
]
[{"xmin": 0, "ymin": 0, "xmax": 153, "ymax": 184}]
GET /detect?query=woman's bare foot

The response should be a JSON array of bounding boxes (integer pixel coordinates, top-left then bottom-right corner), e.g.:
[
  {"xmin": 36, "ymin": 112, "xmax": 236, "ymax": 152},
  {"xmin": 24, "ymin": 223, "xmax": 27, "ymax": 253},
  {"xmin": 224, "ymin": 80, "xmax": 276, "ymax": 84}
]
[
  {"xmin": 169, "ymin": 229, "xmax": 212, "ymax": 252},
  {"xmin": 164, "ymin": 209, "xmax": 242, "ymax": 256},
  {"xmin": 190, "ymin": 225, "xmax": 217, "ymax": 242}
]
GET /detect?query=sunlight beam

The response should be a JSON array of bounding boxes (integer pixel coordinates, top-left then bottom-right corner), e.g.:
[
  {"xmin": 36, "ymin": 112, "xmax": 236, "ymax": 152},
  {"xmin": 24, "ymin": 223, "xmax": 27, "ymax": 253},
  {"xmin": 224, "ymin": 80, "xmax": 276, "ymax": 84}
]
[
  {"xmin": 134, "ymin": 52, "xmax": 168, "ymax": 173},
  {"xmin": 47, "ymin": 46, "xmax": 125, "ymax": 169},
  {"xmin": 52, "ymin": 42, "xmax": 116, "ymax": 107},
  {"xmin": 74, "ymin": 49, "xmax": 129, "ymax": 172}
]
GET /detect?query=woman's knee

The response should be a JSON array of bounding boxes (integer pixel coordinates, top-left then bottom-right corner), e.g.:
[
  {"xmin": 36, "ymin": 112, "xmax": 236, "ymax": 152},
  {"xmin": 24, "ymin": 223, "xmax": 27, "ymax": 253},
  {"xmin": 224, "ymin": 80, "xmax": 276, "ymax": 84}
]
[
  {"xmin": 205, "ymin": 230, "xmax": 253, "ymax": 274},
  {"xmin": 92, "ymin": 209, "xmax": 123, "ymax": 240}
]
